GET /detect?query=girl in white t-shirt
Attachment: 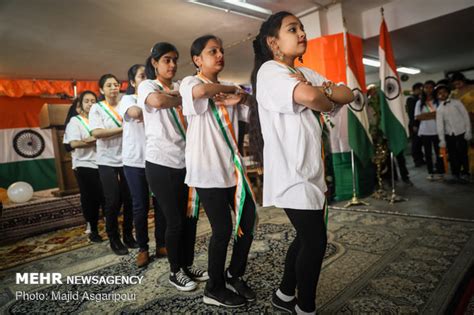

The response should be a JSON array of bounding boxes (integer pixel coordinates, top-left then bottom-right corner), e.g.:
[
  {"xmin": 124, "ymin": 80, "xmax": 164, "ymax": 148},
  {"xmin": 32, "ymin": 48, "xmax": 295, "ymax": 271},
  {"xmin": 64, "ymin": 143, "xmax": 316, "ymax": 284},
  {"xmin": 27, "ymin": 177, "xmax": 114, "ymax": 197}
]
[
  {"xmin": 119, "ymin": 64, "xmax": 167, "ymax": 268},
  {"xmin": 180, "ymin": 35, "xmax": 256, "ymax": 308},
  {"xmin": 251, "ymin": 12, "xmax": 353, "ymax": 315},
  {"xmin": 63, "ymin": 91, "xmax": 104, "ymax": 243},
  {"xmin": 138, "ymin": 42, "xmax": 207, "ymax": 292},
  {"xmin": 415, "ymin": 80, "xmax": 444, "ymax": 180},
  {"xmin": 89, "ymin": 74, "xmax": 137, "ymax": 256}
]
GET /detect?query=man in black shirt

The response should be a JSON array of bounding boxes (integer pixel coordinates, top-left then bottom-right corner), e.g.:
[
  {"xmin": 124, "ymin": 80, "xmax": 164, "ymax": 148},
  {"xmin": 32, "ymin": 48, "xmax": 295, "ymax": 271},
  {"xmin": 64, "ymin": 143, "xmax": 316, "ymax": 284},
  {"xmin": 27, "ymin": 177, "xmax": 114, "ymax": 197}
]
[{"xmin": 406, "ymin": 82, "xmax": 425, "ymax": 166}]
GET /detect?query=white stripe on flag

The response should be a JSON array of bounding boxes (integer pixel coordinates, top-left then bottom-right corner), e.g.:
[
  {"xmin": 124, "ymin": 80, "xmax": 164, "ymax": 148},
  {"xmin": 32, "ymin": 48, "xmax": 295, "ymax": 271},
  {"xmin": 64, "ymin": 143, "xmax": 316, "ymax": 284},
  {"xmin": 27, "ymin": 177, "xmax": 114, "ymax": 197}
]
[
  {"xmin": 0, "ymin": 127, "xmax": 55, "ymax": 163},
  {"xmin": 379, "ymin": 49, "xmax": 409, "ymax": 136}
]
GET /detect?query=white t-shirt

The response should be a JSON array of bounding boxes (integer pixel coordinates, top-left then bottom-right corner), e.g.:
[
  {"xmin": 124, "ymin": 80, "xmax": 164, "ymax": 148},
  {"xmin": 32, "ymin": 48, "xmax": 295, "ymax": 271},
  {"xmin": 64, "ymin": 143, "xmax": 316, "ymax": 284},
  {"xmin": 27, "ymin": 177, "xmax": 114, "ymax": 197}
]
[
  {"xmin": 63, "ymin": 116, "xmax": 97, "ymax": 169},
  {"xmin": 256, "ymin": 60, "xmax": 327, "ymax": 210},
  {"xmin": 180, "ymin": 76, "xmax": 248, "ymax": 188},
  {"xmin": 89, "ymin": 102, "xmax": 123, "ymax": 167},
  {"xmin": 118, "ymin": 94, "xmax": 146, "ymax": 168},
  {"xmin": 137, "ymin": 80, "xmax": 186, "ymax": 169},
  {"xmin": 415, "ymin": 99, "xmax": 439, "ymax": 136}
]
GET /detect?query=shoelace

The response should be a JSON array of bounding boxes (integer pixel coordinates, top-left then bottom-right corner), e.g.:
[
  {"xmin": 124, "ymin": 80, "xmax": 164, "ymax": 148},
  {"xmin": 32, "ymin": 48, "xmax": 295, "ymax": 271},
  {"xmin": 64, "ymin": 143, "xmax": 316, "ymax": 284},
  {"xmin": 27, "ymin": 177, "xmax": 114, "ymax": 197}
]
[
  {"xmin": 176, "ymin": 271, "xmax": 192, "ymax": 285},
  {"xmin": 188, "ymin": 266, "xmax": 205, "ymax": 277}
]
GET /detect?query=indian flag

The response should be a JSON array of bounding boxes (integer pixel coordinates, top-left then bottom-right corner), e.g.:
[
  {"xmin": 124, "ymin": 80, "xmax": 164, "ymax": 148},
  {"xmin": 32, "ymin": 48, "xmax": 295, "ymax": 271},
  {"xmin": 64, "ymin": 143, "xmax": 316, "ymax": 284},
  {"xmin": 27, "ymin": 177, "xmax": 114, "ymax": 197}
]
[
  {"xmin": 345, "ymin": 32, "xmax": 374, "ymax": 164},
  {"xmin": 329, "ymin": 33, "xmax": 375, "ymax": 200},
  {"xmin": 379, "ymin": 18, "xmax": 409, "ymax": 155},
  {"xmin": 0, "ymin": 96, "xmax": 59, "ymax": 191}
]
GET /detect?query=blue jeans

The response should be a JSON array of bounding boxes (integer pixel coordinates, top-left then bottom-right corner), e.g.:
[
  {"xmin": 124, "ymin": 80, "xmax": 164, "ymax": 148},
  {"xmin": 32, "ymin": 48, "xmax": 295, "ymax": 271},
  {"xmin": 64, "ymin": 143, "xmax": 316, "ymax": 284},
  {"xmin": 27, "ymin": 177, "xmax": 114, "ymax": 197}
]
[{"xmin": 123, "ymin": 165, "xmax": 166, "ymax": 251}]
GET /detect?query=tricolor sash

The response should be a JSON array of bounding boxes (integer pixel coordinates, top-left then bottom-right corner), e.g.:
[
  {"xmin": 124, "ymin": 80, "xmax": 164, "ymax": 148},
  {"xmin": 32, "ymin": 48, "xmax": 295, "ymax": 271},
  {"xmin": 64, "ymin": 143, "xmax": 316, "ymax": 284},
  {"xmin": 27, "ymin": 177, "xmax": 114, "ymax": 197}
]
[
  {"xmin": 283, "ymin": 65, "xmax": 329, "ymax": 227},
  {"xmin": 155, "ymin": 79, "xmax": 200, "ymax": 219},
  {"xmin": 196, "ymin": 73, "xmax": 257, "ymax": 237},
  {"xmin": 97, "ymin": 101, "xmax": 123, "ymax": 127},
  {"xmin": 75, "ymin": 115, "xmax": 92, "ymax": 136}
]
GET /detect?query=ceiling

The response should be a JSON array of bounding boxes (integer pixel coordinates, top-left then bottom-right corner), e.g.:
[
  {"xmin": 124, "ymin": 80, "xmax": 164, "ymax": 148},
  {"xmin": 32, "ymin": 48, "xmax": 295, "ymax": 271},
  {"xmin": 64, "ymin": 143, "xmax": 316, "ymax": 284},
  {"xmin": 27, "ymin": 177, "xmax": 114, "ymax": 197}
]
[
  {"xmin": 1, "ymin": 0, "xmax": 471, "ymax": 84},
  {"xmin": 363, "ymin": 6, "xmax": 474, "ymax": 75}
]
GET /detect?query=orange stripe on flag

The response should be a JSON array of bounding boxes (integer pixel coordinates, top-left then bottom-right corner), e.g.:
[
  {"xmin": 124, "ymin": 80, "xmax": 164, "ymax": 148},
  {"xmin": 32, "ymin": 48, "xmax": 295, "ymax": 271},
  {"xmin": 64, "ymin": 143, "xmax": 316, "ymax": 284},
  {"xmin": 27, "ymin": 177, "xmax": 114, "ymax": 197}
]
[
  {"xmin": 0, "ymin": 96, "xmax": 70, "ymax": 129},
  {"xmin": 379, "ymin": 20, "xmax": 399, "ymax": 78},
  {"xmin": 295, "ymin": 33, "xmax": 346, "ymax": 83}
]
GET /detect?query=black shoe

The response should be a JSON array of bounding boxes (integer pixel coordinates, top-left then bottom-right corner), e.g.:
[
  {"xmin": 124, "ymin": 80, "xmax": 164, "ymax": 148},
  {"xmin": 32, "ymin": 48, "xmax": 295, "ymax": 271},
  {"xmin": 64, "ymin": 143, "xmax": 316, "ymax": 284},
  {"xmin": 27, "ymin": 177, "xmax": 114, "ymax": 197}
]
[
  {"xmin": 271, "ymin": 291, "xmax": 297, "ymax": 313},
  {"xmin": 402, "ymin": 178, "xmax": 414, "ymax": 186},
  {"xmin": 110, "ymin": 238, "xmax": 129, "ymax": 255},
  {"xmin": 88, "ymin": 232, "xmax": 103, "ymax": 243},
  {"xmin": 203, "ymin": 287, "xmax": 246, "ymax": 308},
  {"xmin": 123, "ymin": 234, "xmax": 139, "ymax": 249},
  {"xmin": 225, "ymin": 273, "xmax": 256, "ymax": 302},
  {"xmin": 184, "ymin": 266, "xmax": 209, "ymax": 281},
  {"xmin": 169, "ymin": 269, "xmax": 197, "ymax": 292}
]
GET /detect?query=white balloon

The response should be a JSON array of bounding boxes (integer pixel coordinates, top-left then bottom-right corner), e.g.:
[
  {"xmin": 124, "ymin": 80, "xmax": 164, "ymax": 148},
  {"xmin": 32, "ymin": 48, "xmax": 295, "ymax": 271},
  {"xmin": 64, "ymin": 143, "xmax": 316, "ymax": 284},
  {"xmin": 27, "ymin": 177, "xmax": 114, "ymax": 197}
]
[{"xmin": 7, "ymin": 181, "xmax": 34, "ymax": 203}]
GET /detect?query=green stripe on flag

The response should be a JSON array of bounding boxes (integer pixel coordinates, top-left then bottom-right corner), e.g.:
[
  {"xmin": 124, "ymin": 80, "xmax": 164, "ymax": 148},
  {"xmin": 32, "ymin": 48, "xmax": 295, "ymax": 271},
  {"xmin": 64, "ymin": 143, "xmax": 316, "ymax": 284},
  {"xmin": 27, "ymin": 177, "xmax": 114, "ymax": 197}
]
[
  {"xmin": 0, "ymin": 159, "xmax": 57, "ymax": 191},
  {"xmin": 379, "ymin": 89, "xmax": 407, "ymax": 155},
  {"xmin": 347, "ymin": 110, "xmax": 374, "ymax": 166},
  {"xmin": 332, "ymin": 152, "xmax": 375, "ymax": 201}
]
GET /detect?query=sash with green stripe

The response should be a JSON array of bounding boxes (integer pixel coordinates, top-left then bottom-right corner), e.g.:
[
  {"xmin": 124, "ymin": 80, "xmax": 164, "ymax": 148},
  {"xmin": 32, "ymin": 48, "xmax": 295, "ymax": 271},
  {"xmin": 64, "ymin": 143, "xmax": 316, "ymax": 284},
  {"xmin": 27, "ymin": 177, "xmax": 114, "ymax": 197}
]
[
  {"xmin": 97, "ymin": 101, "xmax": 122, "ymax": 127},
  {"xmin": 208, "ymin": 99, "xmax": 257, "ymax": 238},
  {"xmin": 155, "ymin": 80, "xmax": 200, "ymax": 219},
  {"xmin": 74, "ymin": 115, "xmax": 92, "ymax": 136}
]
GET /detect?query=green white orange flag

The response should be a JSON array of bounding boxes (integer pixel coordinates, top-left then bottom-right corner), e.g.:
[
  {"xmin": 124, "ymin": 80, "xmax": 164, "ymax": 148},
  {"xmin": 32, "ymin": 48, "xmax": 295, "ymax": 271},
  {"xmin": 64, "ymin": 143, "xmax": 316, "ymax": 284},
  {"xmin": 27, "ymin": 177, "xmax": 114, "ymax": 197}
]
[
  {"xmin": 0, "ymin": 97, "xmax": 61, "ymax": 191},
  {"xmin": 345, "ymin": 32, "xmax": 374, "ymax": 165},
  {"xmin": 379, "ymin": 17, "xmax": 409, "ymax": 155}
]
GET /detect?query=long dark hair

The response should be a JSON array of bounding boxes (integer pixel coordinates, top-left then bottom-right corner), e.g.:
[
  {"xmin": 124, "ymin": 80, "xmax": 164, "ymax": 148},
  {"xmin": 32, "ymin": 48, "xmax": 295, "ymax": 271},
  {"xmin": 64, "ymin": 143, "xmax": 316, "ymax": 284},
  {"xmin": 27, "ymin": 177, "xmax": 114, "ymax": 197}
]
[
  {"xmin": 249, "ymin": 11, "xmax": 294, "ymax": 167},
  {"xmin": 145, "ymin": 42, "xmax": 179, "ymax": 80},
  {"xmin": 126, "ymin": 64, "xmax": 145, "ymax": 95}
]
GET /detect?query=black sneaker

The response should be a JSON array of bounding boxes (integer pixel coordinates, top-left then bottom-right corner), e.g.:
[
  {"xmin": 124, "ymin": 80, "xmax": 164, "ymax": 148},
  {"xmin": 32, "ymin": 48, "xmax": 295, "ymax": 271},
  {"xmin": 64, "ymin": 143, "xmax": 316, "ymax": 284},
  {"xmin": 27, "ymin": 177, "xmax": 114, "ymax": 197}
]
[
  {"xmin": 184, "ymin": 266, "xmax": 209, "ymax": 282},
  {"xmin": 169, "ymin": 270, "xmax": 197, "ymax": 292},
  {"xmin": 88, "ymin": 232, "xmax": 103, "ymax": 243},
  {"xmin": 225, "ymin": 274, "xmax": 256, "ymax": 302},
  {"xmin": 271, "ymin": 291, "xmax": 297, "ymax": 313},
  {"xmin": 203, "ymin": 287, "xmax": 246, "ymax": 308}
]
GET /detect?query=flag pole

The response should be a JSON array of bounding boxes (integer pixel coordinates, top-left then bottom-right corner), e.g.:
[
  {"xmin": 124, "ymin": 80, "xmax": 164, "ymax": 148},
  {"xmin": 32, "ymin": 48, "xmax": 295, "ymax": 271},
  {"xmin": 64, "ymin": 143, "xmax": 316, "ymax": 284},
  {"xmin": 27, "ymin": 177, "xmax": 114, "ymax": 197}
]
[
  {"xmin": 344, "ymin": 149, "xmax": 369, "ymax": 207},
  {"xmin": 385, "ymin": 152, "xmax": 407, "ymax": 204}
]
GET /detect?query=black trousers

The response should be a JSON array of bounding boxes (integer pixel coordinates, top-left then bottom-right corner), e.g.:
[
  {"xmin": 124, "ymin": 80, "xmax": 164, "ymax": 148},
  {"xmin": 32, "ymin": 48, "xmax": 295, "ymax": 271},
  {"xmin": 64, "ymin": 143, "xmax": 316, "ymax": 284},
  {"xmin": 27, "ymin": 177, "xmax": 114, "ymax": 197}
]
[
  {"xmin": 446, "ymin": 133, "xmax": 470, "ymax": 176},
  {"xmin": 421, "ymin": 135, "xmax": 444, "ymax": 174},
  {"xmin": 411, "ymin": 133, "xmax": 425, "ymax": 165},
  {"xmin": 280, "ymin": 209, "xmax": 327, "ymax": 313},
  {"xmin": 74, "ymin": 167, "xmax": 105, "ymax": 232},
  {"xmin": 123, "ymin": 166, "xmax": 166, "ymax": 251},
  {"xmin": 196, "ymin": 186, "xmax": 256, "ymax": 291},
  {"xmin": 98, "ymin": 165, "xmax": 134, "ymax": 239},
  {"xmin": 146, "ymin": 162, "xmax": 197, "ymax": 273}
]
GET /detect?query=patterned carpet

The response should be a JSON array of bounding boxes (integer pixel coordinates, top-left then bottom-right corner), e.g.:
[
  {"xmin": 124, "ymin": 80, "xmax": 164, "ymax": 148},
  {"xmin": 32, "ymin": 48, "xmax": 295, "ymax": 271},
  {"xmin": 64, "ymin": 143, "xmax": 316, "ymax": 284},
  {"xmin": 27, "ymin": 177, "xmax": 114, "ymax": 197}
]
[{"xmin": 1, "ymin": 207, "xmax": 473, "ymax": 314}]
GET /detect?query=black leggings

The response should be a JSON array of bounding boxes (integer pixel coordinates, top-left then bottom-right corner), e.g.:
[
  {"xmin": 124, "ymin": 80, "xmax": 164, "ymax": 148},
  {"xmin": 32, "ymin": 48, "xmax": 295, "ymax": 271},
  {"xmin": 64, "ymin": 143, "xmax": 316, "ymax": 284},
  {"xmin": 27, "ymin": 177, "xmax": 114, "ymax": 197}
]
[
  {"xmin": 98, "ymin": 165, "xmax": 133, "ymax": 239},
  {"xmin": 74, "ymin": 167, "xmax": 105, "ymax": 232},
  {"xmin": 196, "ymin": 186, "xmax": 256, "ymax": 291},
  {"xmin": 281, "ymin": 209, "xmax": 327, "ymax": 313},
  {"xmin": 421, "ymin": 135, "xmax": 444, "ymax": 174},
  {"xmin": 146, "ymin": 162, "xmax": 197, "ymax": 273}
]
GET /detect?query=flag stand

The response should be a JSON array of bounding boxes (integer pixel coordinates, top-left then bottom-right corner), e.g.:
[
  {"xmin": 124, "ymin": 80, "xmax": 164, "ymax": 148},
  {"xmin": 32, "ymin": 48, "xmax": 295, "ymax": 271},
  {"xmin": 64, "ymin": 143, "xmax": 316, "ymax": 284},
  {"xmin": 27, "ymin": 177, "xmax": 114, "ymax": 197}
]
[
  {"xmin": 344, "ymin": 150, "xmax": 369, "ymax": 207},
  {"xmin": 385, "ymin": 152, "xmax": 407, "ymax": 204}
]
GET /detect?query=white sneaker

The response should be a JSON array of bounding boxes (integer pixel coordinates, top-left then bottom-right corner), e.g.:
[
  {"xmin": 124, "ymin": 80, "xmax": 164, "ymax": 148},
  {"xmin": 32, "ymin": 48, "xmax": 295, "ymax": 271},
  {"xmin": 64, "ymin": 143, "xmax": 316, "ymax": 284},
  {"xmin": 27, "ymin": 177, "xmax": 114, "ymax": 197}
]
[
  {"xmin": 85, "ymin": 222, "xmax": 91, "ymax": 234},
  {"xmin": 426, "ymin": 174, "xmax": 435, "ymax": 181}
]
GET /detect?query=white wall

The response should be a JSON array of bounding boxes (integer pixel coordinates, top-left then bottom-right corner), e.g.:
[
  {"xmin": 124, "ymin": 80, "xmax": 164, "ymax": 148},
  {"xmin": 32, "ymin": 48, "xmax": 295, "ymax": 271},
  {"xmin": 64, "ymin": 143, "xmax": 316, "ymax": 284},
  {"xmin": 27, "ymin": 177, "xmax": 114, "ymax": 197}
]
[
  {"xmin": 361, "ymin": 0, "xmax": 473, "ymax": 39},
  {"xmin": 300, "ymin": 11, "xmax": 322, "ymax": 39}
]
